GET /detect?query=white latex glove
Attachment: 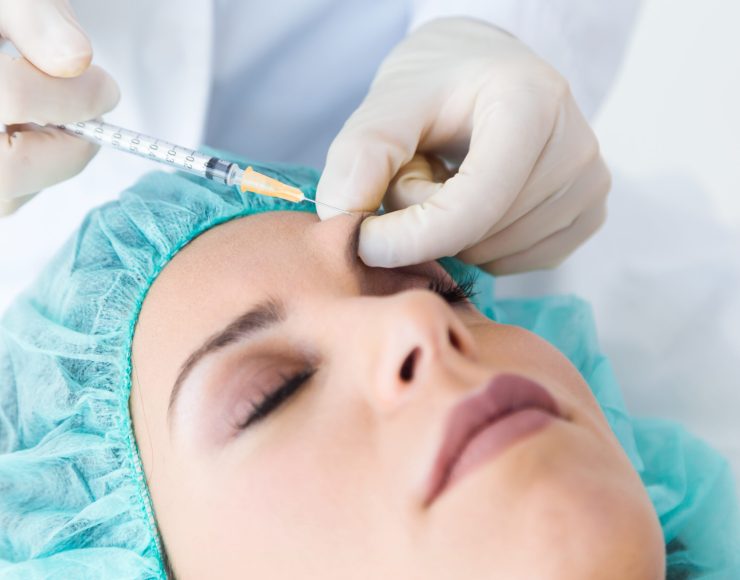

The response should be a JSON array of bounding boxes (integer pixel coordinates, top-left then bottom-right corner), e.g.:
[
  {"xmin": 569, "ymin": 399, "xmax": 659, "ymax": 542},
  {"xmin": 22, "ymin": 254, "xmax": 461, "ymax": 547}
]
[
  {"xmin": 0, "ymin": 0, "xmax": 119, "ymax": 216},
  {"xmin": 316, "ymin": 17, "xmax": 610, "ymax": 275}
]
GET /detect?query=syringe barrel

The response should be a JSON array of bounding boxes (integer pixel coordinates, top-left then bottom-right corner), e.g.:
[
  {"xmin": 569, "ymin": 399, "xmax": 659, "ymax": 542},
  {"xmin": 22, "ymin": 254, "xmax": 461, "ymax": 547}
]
[{"xmin": 57, "ymin": 120, "xmax": 216, "ymax": 181}]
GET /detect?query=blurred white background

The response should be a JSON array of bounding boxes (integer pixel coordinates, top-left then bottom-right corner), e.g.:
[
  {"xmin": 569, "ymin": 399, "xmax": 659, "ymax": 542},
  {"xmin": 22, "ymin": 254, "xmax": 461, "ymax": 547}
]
[
  {"xmin": 499, "ymin": 0, "xmax": 740, "ymax": 484},
  {"xmin": 597, "ymin": 0, "xmax": 740, "ymax": 227}
]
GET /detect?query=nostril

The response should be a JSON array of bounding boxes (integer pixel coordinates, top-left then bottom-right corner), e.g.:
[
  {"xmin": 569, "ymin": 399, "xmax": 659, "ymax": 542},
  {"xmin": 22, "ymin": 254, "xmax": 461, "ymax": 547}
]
[
  {"xmin": 400, "ymin": 347, "xmax": 420, "ymax": 382},
  {"xmin": 448, "ymin": 328, "xmax": 461, "ymax": 351}
]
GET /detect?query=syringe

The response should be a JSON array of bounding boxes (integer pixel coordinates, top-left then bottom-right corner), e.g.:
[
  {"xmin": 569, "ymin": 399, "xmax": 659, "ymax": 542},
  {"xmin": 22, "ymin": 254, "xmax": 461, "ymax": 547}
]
[{"xmin": 57, "ymin": 120, "xmax": 351, "ymax": 215}]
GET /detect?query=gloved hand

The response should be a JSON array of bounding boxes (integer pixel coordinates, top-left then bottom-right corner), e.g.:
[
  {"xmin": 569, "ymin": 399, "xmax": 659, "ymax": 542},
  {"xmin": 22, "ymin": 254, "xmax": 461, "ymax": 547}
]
[
  {"xmin": 316, "ymin": 17, "xmax": 610, "ymax": 275},
  {"xmin": 0, "ymin": 0, "xmax": 119, "ymax": 216}
]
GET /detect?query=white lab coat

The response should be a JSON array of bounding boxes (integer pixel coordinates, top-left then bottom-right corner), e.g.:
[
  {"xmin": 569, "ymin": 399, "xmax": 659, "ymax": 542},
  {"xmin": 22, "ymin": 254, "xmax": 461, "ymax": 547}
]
[{"xmin": 0, "ymin": 0, "xmax": 640, "ymax": 312}]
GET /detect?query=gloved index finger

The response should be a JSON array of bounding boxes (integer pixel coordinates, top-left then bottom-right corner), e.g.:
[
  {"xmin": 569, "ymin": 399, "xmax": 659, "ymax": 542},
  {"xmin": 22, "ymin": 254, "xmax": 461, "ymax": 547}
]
[
  {"xmin": 358, "ymin": 90, "xmax": 553, "ymax": 268},
  {"xmin": 0, "ymin": 0, "xmax": 92, "ymax": 77},
  {"xmin": 315, "ymin": 87, "xmax": 429, "ymax": 220}
]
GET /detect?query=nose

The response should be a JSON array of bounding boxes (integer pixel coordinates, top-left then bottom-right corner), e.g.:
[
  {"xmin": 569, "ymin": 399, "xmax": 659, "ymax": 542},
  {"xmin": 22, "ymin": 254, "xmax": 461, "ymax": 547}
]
[{"xmin": 367, "ymin": 290, "xmax": 479, "ymax": 413}]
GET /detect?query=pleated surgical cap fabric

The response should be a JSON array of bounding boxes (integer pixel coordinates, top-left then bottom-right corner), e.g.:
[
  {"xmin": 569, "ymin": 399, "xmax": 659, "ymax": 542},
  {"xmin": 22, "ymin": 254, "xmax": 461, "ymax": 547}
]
[{"xmin": 1, "ymin": 151, "xmax": 738, "ymax": 578}]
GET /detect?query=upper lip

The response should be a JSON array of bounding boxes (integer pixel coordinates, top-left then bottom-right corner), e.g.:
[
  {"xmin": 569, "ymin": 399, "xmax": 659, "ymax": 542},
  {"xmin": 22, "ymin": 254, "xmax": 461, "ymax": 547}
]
[{"xmin": 423, "ymin": 373, "xmax": 561, "ymax": 507}]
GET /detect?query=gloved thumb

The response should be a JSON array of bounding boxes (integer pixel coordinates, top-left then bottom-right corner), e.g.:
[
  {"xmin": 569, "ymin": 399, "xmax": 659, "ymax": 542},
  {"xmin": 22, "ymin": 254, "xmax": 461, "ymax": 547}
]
[
  {"xmin": 357, "ymin": 168, "xmax": 481, "ymax": 268},
  {"xmin": 0, "ymin": 0, "xmax": 93, "ymax": 78}
]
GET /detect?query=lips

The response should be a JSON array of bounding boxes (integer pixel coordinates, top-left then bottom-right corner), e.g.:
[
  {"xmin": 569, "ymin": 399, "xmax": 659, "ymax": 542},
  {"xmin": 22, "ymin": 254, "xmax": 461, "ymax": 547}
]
[{"xmin": 423, "ymin": 373, "xmax": 561, "ymax": 507}]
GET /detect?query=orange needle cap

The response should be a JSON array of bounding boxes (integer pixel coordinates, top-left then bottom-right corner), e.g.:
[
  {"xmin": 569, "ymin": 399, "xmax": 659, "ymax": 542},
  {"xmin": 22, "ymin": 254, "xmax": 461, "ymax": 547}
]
[{"xmin": 240, "ymin": 166, "xmax": 304, "ymax": 202}]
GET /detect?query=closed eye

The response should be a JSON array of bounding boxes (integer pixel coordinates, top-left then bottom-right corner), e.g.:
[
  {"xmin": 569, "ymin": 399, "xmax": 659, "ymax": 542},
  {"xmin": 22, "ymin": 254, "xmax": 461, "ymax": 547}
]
[{"xmin": 238, "ymin": 367, "xmax": 316, "ymax": 430}]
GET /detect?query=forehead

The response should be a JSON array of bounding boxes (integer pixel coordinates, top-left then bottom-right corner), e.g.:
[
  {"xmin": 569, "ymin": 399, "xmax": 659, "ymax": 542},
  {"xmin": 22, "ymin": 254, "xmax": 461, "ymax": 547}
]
[
  {"xmin": 150, "ymin": 209, "xmax": 319, "ymax": 302},
  {"xmin": 132, "ymin": 211, "xmax": 321, "ymax": 393},
  {"xmin": 181, "ymin": 210, "xmax": 319, "ymax": 272}
]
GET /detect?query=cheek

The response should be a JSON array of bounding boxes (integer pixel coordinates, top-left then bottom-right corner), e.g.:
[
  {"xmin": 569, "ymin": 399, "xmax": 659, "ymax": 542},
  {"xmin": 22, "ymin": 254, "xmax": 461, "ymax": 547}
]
[
  {"xmin": 186, "ymin": 430, "xmax": 369, "ymax": 550},
  {"xmin": 474, "ymin": 323, "xmax": 568, "ymax": 377},
  {"xmin": 155, "ymin": 442, "xmax": 336, "ymax": 575}
]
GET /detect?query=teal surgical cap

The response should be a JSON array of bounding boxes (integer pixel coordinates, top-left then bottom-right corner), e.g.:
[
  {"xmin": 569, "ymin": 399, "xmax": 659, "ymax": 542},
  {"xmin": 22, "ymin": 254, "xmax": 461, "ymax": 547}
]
[{"xmin": 1, "ymin": 151, "xmax": 739, "ymax": 578}]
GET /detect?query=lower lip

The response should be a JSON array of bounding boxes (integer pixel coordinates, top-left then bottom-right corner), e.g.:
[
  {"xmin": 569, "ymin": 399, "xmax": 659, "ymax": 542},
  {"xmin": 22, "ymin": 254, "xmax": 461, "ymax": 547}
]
[{"xmin": 443, "ymin": 408, "xmax": 555, "ymax": 496}]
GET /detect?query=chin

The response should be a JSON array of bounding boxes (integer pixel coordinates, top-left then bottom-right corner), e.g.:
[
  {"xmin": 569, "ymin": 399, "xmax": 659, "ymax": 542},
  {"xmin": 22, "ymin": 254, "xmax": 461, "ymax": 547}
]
[
  {"xmin": 523, "ymin": 475, "xmax": 665, "ymax": 579},
  {"xmin": 424, "ymin": 426, "xmax": 666, "ymax": 579},
  {"xmin": 512, "ymin": 430, "xmax": 666, "ymax": 579}
]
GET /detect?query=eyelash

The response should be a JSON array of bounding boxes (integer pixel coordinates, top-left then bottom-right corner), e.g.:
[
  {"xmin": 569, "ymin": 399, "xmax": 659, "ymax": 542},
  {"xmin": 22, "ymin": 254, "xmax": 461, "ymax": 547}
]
[
  {"xmin": 238, "ymin": 273, "xmax": 478, "ymax": 430},
  {"xmin": 239, "ymin": 367, "xmax": 316, "ymax": 430},
  {"xmin": 427, "ymin": 272, "xmax": 478, "ymax": 305}
]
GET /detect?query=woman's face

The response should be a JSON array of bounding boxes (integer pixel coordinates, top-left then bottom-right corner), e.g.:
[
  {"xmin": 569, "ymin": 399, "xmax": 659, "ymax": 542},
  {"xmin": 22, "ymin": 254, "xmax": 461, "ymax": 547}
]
[{"xmin": 131, "ymin": 211, "xmax": 664, "ymax": 579}]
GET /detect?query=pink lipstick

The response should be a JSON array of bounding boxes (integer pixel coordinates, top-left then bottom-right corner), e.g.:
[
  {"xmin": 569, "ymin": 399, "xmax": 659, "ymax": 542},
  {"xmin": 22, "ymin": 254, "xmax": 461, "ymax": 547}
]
[{"xmin": 424, "ymin": 374, "xmax": 560, "ymax": 507}]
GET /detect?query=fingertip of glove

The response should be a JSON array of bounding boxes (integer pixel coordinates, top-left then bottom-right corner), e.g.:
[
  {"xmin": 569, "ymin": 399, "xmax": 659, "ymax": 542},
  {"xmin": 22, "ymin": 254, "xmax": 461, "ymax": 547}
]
[
  {"xmin": 357, "ymin": 214, "xmax": 398, "ymax": 268},
  {"xmin": 315, "ymin": 204, "xmax": 345, "ymax": 221}
]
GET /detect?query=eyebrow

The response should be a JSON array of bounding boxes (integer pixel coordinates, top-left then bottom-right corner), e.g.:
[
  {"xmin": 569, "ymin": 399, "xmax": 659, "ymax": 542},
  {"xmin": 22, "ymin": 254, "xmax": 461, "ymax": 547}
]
[
  {"xmin": 167, "ymin": 297, "xmax": 286, "ymax": 420},
  {"xmin": 167, "ymin": 217, "xmax": 364, "ymax": 421}
]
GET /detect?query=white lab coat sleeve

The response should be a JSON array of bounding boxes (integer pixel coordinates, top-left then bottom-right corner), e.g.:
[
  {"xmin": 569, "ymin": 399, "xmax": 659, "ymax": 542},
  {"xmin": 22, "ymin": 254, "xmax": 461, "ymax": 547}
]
[{"xmin": 409, "ymin": 0, "xmax": 642, "ymax": 119}]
